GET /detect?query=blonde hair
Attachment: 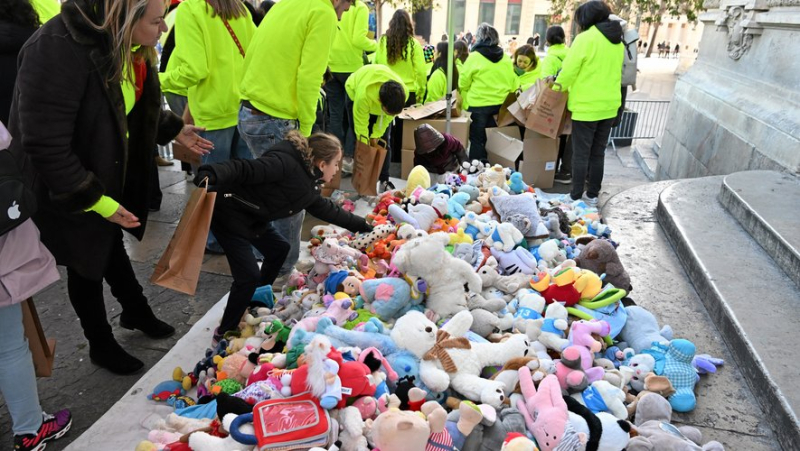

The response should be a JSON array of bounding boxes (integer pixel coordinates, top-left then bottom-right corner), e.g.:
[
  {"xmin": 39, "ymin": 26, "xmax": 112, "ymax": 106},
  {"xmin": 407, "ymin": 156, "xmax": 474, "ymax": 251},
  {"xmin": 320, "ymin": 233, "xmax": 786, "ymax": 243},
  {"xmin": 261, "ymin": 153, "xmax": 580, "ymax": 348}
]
[
  {"xmin": 77, "ymin": 0, "xmax": 166, "ymax": 85},
  {"xmin": 204, "ymin": 0, "xmax": 247, "ymax": 21},
  {"xmin": 286, "ymin": 131, "xmax": 342, "ymax": 171}
]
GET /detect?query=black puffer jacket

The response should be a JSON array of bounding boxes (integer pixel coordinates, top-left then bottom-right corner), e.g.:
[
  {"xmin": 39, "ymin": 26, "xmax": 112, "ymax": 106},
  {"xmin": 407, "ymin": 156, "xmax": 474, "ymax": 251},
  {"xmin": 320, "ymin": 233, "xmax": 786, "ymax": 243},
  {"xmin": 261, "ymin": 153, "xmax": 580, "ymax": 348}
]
[
  {"xmin": 199, "ymin": 140, "xmax": 371, "ymax": 239},
  {"xmin": 0, "ymin": 21, "xmax": 36, "ymax": 125}
]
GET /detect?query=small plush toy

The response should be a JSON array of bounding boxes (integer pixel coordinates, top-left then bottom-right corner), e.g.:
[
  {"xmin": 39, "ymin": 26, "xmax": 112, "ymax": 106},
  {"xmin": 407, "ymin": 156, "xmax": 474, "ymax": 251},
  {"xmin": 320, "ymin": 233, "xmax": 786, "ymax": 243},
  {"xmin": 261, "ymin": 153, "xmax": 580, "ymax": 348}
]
[
  {"xmin": 628, "ymin": 393, "xmax": 725, "ymax": 450},
  {"xmin": 369, "ymin": 397, "xmax": 431, "ymax": 451},
  {"xmin": 406, "ymin": 166, "xmax": 433, "ymax": 197},
  {"xmin": 482, "ymin": 221, "xmax": 525, "ymax": 252},
  {"xmin": 478, "ymin": 164, "xmax": 508, "ymax": 191},
  {"xmin": 451, "ymin": 405, "xmax": 528, "ymax": 451},
  {"xmin": 501, "ymin": 432, "xmax": 538, "ymax": 451},
  {"xmin": 618, "ymin": 305, "xmax": 674, "ymax": 353},
  {"xmin": 644, "ymin": 339, "xmax": 699, "ymax": 412},
  {"xmin": 565, "ymin": 396, "xmax": 631, "ymax": 451},
  {"xmin": 535, "ymin": 239, "xmax": 567, "ymax": 268},
  {"xmin": 490, "ymin": 356, "xmax": 552, "ymax": 399},
  {"xmin": 489, "ymin": 247, "xmax": 539, "ymax": 275},
  {"xmin": 453, "ymin": 240, "xmax": 486, "ymax": 271},
  {"xmin": 388, "ymin": 203, "xmax": 439, "ymax": 232},
  {"xmin": 524, "ymin": 302, "xmax": 570, "ymax": 352},
  {"xmin": 507, "ymin": 172, "xmax": 529, "ymax": 194},
  {"xmin": 575, "ymin": 238, "xmax": 631, "ymax": 292},
  {"xmin": 286, "ymin": 297, "xmax": 358, "ymax": 345},
  {"xmin": 359, "ymin": 277, "xmax": 414, "ymax": 321},
  {"xmin": 538, "ymin": 267, "xmax": 581, "ymax": 306},
  {"xmin": 569, "ymin": 380, "xmax": 628, "ymax": 420},
  {"xmin": 422, "ymin": 400, "xmax": 484, "ymax": 451},
  {"xmin": 620, "ymin": 353, "xmax": 656, "ymax": 392},
  {"xmin": 449, "ymin": 228, "xmax": 474, "ymax": 246},
  {"xmin": 509, "ymin": 290, "xmax": 546, "ymax": 332},
  {"xmin": 304, "ymin": 336, "xmax": 343, "ymax": 409},
  {"xmin": 478, "ymin": 257, "xmax": 530, "ymax": 294},
  {"xmin": 392, "ymin": 233, "xmax": 482, "ymax": 319},
  {"xmin": 489, "ymin": 193, "xmax": 549, "ymax": 239},
  {"xmin": 148, "ymin": 381, "xmax": 185, "ymax": 402},
  {"xmin": 351, "ymin": 223, "xmax": 396, "ymax": 251},
  {"xmin": 448, "ymin": 192, "xmax": 471, "ymax": 220},
  {"xmin": 516, "ymin": 372, "xmax": 580, "ymax": 451}
]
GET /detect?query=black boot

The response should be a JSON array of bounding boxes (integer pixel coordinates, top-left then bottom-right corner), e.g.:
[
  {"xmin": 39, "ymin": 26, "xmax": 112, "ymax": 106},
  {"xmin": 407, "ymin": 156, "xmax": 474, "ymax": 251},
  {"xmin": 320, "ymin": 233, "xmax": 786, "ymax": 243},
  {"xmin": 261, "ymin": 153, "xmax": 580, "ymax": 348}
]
[
  {"xmin": 120, "ymin": 307, "xmax": 175, "ymax": 338},
  {"xmin": 89, "ymin": 339, "xmax": 144, "ymax": 375}
]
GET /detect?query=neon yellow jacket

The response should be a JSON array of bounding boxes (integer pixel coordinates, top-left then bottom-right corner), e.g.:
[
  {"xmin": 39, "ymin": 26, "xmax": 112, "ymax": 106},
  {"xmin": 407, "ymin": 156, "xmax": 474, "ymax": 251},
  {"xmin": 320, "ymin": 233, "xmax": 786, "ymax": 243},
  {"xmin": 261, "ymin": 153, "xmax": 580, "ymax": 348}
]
[
  {"xmin": 159, "ymin": 0, "xmax": 255, "ymax": 130},
  {"xmin": 375, "ymin": 36, "xmax": 426, "ymax": 97},
  {"xmin": 328, "ymin": 0, "xmax": 376, "ymax": 73},
  {"xmin": 31, "ymin": 0, "xmax": 59, "ymax": 23},
  {"xmin": 345, "ymin": 65, "xmax": 407, "ymax": 140},
  {"xmin": 556, "ymin": 26, "xmax": 623, "ymax": 121},
  {"xmin": 240, "ymin": 0, "xmax": 337, "ymax": 136},
  {"xmin": 424, "ymin": 68, "xmax": 447, "ymax": 104},
  {"xmin": 518, "ymin": 66, "xmax": 542, "ymax": 91},
  {"xmin": 459, "ymin": 52, "xmax": 517, "ymax": 108},
  {"xmin": 540, "ymin": 43, "xmax": 568, "ymax": 78}
]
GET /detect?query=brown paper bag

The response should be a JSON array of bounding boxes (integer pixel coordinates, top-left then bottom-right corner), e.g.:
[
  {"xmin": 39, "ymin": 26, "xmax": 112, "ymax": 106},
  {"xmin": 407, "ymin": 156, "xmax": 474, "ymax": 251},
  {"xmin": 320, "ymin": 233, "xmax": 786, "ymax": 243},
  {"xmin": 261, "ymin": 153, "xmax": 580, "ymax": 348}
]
[
  {"xmin": 496, "ymin": 91, "xmax": 521, "ymax": 127},
  {"xmin": 172, "ymin": 142, "xmax": 202, "ymax": 166},
  {"xmin": 352, "ymin": 137, "xmax": 387, "ymax": 196},
  {"xmin": 22, "ymin": 298, "xmax": 56, "ymax": 377},
  {"xmin": 151, "ymin": 179, "xmax": 216, "ymax": 295},
  {"xmin": 321, "ymin": 165, "xmax": 342, "ymax": 198},
  {"xmin": 526, "ymin": 81, "xmax": 569, "ymax": 139}
]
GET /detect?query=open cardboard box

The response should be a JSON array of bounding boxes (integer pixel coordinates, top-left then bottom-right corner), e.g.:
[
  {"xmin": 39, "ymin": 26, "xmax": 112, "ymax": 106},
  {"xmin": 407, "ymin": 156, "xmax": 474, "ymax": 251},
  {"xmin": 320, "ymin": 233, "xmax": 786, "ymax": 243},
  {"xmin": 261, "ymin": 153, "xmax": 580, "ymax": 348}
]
[
  {"xmin": 398, "ymin": 97, "xmax": 471, "ymax": 150},
  {"xmin": 401, "ymin": 148, "xmax": 415, "ymax": 179},
  {"xmin": 486, "ymin": 127, "xmax": 559, "ymax": 189}
]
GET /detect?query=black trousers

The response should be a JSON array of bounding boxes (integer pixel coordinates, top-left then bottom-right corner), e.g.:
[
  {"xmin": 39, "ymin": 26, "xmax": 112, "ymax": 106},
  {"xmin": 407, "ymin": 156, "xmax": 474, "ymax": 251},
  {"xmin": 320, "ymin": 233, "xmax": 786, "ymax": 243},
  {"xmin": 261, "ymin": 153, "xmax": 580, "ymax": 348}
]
[
  {"xmin": 212, "ymin": 221, "xmax": 290, "ymax": 333},
  {"xmin": 389, "ymin": 93, "xmax": 417, "ymax": 163},
  {"xmin": 324, "ymin": 72, "xmax": 353, "ymax": 156},
  {"xmin": 345, "ymin": 95, "xmax": 393, "ymax": 182},
  {"xmin": 468, "ymin": 105, "xmax": 501, "ymax": 161},
  {"xmin": 66, "ymin": 230, "xmax": 150, "ymax": 344},
  {"xmin": 557, "ymin": 134, "xmax": 572, "ymax": 174},
  {"xmin": 570, "ymin": 117, "xmax": 615, "ymax": 200}
]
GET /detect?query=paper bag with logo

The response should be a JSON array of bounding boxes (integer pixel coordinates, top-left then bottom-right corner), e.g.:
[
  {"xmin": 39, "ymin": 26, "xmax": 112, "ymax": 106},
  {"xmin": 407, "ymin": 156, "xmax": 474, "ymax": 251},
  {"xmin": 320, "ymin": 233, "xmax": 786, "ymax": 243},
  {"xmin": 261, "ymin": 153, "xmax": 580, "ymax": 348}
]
[
  {"xmin": 526, "ymin": 81, "xmax": 569, "ymax": 139},
  {"xmin": 352, "ymin": 136, "xmax": 387, "ymax": 196},
  {"xmin": 151, "ymin": 178, "xmax": 216, "ymax": 295}
]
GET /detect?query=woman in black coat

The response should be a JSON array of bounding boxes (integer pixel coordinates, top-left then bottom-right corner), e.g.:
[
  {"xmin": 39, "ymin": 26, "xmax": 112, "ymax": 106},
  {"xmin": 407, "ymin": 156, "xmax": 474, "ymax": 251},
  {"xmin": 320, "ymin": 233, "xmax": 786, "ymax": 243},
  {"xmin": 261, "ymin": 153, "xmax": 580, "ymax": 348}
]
[
  {"xmin": 0, "ymin": 0, "xmax": 39, "ymax": 125},
  {"xmin": 194, "ymin": 131, "xmax": 372, "ymax": 342},
  {"xmin": 8, "ymin": 0, "xmax": 212, "ymax": 374}
]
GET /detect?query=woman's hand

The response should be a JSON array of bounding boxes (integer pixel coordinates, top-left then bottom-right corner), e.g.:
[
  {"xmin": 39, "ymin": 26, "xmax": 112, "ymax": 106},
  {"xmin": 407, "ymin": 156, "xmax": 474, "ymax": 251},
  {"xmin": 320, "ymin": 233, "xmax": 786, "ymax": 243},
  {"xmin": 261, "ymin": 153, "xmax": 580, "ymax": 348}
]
[
  {"xmin": 176, "ymin": 125, "xmax": 214, "ymax": 156},
  {"xmin": 105, "ymin": 204, "xmax": 141, "ymax": 228}
]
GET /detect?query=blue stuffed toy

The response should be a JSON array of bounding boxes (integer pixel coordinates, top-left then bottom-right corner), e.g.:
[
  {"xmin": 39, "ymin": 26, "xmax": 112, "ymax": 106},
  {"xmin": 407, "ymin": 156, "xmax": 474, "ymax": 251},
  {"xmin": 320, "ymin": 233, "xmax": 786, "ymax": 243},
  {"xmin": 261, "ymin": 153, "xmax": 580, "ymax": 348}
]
[
  {"xmin": 447, "ymin": 192, "xmax": 470, "ymax": 220},
  {"xmin": 644, "ymin": 339, "xmax": 699, "ymax": 412},
  {"xmin": 360, "ymin": 278, "xmax": 415, "ymax": 321},
  {"xmin": 508, "ymin": 172, "xmax": 529, "ymax": 194}
]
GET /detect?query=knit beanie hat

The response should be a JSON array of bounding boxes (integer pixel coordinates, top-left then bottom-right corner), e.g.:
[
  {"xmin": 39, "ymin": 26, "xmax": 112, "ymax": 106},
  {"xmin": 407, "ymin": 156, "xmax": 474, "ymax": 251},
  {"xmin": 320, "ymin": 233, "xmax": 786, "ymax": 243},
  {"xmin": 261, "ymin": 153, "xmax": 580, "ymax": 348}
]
[
  {"xmin": 423, "ymin": 44, "xmax": 435, "ymax": 63},
  {"xmin": 414, "ymin": 124, "xmax": 445, "ymax": 154}
]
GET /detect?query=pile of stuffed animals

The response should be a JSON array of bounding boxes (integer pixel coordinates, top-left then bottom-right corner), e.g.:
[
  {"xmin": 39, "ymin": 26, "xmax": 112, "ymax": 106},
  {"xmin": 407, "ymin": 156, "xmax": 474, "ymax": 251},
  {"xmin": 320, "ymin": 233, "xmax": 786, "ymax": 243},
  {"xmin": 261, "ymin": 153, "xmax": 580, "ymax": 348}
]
[{"xmin": 136, "ymin": 164, "xmax": 726, "ymax": 451}]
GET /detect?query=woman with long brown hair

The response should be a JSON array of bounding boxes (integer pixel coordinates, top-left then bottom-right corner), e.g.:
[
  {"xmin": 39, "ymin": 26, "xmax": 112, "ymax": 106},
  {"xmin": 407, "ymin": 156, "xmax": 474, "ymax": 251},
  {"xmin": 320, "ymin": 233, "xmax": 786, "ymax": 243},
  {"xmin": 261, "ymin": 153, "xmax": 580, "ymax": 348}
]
[
  {"xmin": 8, "ymin": 0, "xmax": 211, "ymax": 375},
  {"xmin": 374, "ymin": 9, "xmax": 425, "ymax": 190}
]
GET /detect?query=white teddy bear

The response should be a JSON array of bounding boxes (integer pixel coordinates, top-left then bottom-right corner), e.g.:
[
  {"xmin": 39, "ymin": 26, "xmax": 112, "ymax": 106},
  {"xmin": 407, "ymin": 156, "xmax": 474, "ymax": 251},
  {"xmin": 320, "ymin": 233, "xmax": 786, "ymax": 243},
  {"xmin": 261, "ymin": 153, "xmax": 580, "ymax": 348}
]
[
  {"xmin": 392, "ymin": 233, "xmax": 482, "ymax": 319},
  {"xmin": 388, "ymin": 203, "xmax": 438, "ymax": 232},
  {"xmin": 509, "ymin": 289, "xmax": 546, "ymax": 332},
  {"xmin": 524, "ymin": 302, "xmax": 570, "ymax": 352},
  {"xmin": 391, "ymin": 310, "xmax": 537, "ymax": 408},
  {"xmin": 570, "ymin": 380, "xmax": 629, "ymax": 420},
  {"xmin": 482, "ymin": 221, "xmax": 525, "ymax": 252}
]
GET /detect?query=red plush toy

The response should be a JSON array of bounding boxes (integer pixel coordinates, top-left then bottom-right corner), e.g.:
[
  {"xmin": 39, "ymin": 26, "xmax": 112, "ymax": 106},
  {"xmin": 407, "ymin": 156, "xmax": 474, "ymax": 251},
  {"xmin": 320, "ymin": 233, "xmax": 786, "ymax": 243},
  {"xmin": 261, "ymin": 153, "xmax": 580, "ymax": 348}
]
[
  {"xmin": 289, "ymin": 347, "xmax": 376, "ymax": 409},
  {"xmin": 539, "ymin": 268, "xmax": 582, "ymax": 307}
]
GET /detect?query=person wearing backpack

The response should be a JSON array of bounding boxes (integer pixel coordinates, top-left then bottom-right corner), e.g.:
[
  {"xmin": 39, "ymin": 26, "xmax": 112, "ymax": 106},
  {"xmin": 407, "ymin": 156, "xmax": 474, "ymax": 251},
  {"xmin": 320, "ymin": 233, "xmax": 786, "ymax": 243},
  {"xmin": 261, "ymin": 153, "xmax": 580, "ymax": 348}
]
[
  {"xmin": 555, "ymin": 1, "xmax": 623, "ymax": 207},
  {"xmin": 8, "ymin": 0, "xmax": 212, "ymax": 375}
]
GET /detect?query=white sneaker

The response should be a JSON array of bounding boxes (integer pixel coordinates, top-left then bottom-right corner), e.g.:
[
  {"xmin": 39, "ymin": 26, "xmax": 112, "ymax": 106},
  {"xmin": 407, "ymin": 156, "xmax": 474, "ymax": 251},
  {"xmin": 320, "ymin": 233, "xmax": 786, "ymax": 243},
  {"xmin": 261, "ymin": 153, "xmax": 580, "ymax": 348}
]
[
  {"xmin": 341, "ymin": 157, "xmax": 354, "ymax": 175},
  {"xmin": 581, "ymin": 194, "xmax": 599, "ymax": 208}
]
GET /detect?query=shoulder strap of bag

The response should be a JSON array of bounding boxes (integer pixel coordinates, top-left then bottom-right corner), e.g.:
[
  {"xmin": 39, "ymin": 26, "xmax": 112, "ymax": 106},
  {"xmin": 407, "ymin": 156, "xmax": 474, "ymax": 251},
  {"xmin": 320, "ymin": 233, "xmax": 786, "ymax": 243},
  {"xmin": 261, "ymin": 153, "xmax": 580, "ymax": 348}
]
[{"xmin": 223, "ymin": 19, "xmax": 245, "ymax": 58}]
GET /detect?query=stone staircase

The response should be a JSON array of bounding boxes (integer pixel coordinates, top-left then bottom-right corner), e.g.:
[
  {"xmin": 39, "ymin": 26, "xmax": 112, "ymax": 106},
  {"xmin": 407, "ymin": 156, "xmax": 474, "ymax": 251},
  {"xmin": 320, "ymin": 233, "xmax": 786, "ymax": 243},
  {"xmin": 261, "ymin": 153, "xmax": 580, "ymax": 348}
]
[
  {"xmin": 633, "ymin": 138, "xmax": 660, "ymax": 180},
  {"xmin": 656, "ymin": 170, "xmax": 800, "ymax": 450}
]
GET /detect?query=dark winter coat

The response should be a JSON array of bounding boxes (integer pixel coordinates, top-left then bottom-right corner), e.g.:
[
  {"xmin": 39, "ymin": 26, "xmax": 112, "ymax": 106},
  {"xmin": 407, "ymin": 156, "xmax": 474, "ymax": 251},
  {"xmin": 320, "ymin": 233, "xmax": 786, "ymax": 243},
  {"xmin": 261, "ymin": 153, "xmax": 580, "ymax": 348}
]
[
  {"xmin": 414, "ymin": 134, "xmax": 468, "ymax": 174},
  {"xmin": 0, "ymin": 21, "xmax": 36, "ymax": 125},
  {"xmin": 198, "ymin": 140, "xmax": 371, "ymax": 240},
  {"xmin": 7, "ymin": 0, "xmax": 183, "ymax": 280}
]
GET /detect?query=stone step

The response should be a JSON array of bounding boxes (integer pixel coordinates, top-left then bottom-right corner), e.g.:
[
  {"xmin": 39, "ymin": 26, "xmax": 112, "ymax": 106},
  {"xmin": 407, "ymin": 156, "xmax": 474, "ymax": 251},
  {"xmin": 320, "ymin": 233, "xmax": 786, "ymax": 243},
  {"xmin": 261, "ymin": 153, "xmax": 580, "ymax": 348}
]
[
  {"xmin": 719, "ymin": 171, "xmax": 800, "ymax": 289},
  {"xmin": 657, "ymin": 176, "xmax": 800, "ymax": 451},
  {"xmin": 633, "ymin": 142, "xmax": 658, "ymax": 180},
  {"xmin": 652, "ymin": 137, "xmax": 661, "ymax": 156}
]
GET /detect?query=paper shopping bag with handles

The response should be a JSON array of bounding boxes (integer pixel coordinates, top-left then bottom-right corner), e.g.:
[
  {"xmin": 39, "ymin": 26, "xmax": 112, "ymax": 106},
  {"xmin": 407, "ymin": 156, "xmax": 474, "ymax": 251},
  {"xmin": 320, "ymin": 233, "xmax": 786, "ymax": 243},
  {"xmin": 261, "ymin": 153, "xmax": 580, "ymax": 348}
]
[
  {"xmin": 526, "ymin": 80, "xmax": 569, "ymax": 139},
  {"xmin": 151, "ymin": 178, "xmax": 216, "ymax": 295},
  {"xmin": 22, "ymin": 298, "xmax": 56, "ymax": 377},
  {"xmin": 352, "ymin": 136, "xmax": 387, "ymax": 196}
]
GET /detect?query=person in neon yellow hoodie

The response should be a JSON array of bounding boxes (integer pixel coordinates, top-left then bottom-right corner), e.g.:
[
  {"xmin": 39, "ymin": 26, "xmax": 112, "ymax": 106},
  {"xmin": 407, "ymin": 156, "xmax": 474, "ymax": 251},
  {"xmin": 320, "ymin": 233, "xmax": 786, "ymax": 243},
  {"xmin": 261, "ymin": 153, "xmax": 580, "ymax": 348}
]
[
  {"xmin": 513, "ymin": 44, "xmax": 541, "ymax": 91},
  {"xmin": 424, "ymin": 41, "xmax": 459, "ymax": 104},
  {"xmin": 326, "ymin": 0, "xmax": 377, "ymax": 169},
  {"xmin": 459, "ymin": 23, "xmax": 517, "ymax": 161},
  {"xmin": 555, "ymin": 1, "xmax": 623, "ymax": 206},
  {"xmin": 540, "ymin": 25, "xmax": 568, "ymax": 78},
  {"xmin": 237, "ymin": 0, "xmax": 352, "ymax": 281},
  {"xmin": 160, "ymin": 0, "xmax": 255, "ymax": 166},
  {"xmin": 345, "ymin": 64, "xmax": 407, "ymax": 192}
]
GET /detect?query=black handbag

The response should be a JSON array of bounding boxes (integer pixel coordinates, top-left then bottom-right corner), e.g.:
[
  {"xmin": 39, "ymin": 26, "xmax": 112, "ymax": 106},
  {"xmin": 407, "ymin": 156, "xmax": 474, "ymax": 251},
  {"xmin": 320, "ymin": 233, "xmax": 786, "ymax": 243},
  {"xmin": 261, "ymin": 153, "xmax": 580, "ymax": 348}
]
[{"xmin": 0, "ymin": 149, "xmax": 37, "ymax": 236}]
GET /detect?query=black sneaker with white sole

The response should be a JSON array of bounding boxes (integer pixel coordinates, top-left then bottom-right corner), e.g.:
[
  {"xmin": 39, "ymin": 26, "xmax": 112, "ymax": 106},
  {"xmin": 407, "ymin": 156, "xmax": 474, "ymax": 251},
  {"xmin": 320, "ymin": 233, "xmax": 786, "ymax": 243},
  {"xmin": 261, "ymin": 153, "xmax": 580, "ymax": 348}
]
[
  {"xmin": 379, "ymin": 180, "xmax": 395, "ymax": 193},
  {"xmin": 554, "ymin": 172, "xmax": 572, "ymax": 184}
]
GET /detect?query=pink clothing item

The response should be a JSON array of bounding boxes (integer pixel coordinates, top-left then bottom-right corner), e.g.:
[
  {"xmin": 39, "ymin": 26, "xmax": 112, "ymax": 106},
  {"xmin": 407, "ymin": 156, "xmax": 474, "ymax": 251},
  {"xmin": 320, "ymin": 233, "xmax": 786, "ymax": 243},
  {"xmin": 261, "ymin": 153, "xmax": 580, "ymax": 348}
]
[{"xmin": 0, "ymin": 219, "xmax": 60, "ymax": 306}]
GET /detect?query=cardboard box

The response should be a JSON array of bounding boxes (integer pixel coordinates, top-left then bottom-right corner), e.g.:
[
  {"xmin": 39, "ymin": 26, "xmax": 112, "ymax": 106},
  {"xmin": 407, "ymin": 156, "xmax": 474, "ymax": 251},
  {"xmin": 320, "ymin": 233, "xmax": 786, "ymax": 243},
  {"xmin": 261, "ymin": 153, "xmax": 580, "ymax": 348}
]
[
  {"xmin": 486, "ymin": 127, "xmax": 523, "ymax": 170},
  {"xmin": 521, "ymin": 131, "xmax": 559, "ymax": 189},
  {"xmin": 401, "ymin": 148, "xmax": 415, "ymax": 179}
]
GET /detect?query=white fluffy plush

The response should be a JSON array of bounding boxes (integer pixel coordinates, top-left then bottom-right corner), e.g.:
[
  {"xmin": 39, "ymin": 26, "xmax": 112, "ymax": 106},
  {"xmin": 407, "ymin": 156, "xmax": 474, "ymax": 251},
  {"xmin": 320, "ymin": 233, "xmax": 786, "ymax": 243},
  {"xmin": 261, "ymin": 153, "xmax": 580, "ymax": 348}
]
[
  {"xmin": 525, "ymin": 303, "xmax": 570, "ymax": 352},
  {"xmin": 392, "ymin": 310, "xmax": 537, "ymax": 408},
  {"xmin": 570, "ymin": 380, "xmax": 629, "ymax": 420},
  {"xmin": 482, "ymin": 221, "xmax": 525, "ymax": 252},
  {"xmin": 188, "ymin": 414, "xmax": 255, "ymax": 451},
  {"xmin": 392, "ymin": 234, "xmax": 482, "ymax": 318},
  {"xmin": 388, "ymin": 203, "xmax": 438, "ymax": 231}
]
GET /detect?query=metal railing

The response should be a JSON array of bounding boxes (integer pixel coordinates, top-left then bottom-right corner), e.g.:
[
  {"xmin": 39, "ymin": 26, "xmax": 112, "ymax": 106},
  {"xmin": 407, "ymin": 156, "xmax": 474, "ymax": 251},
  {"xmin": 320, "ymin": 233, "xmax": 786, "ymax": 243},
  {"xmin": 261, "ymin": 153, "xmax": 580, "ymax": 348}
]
[{"xmin": 607, "ymin": 100, "xmax": 671, "ymax": 150}]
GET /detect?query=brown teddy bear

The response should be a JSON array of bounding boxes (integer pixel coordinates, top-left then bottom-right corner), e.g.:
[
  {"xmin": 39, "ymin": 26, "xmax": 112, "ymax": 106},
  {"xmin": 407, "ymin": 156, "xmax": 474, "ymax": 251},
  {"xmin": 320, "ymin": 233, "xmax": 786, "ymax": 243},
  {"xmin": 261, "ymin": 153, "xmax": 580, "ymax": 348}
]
[{"xmin": 575, "ymin": 238, "xmax": 632, "ymax": 292}]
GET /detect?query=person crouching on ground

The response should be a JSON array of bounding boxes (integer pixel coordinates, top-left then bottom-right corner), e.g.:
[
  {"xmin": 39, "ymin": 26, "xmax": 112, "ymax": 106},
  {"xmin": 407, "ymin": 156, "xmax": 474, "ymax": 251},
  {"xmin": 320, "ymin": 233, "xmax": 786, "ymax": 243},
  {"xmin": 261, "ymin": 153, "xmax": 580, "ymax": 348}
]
[
  {"xmin": 193, "ymin": 132, "xmax": 373, "ymax": 344},
  {"xmin": 413, "ymin": 124, "xmax": 467, "ymax": 179}
]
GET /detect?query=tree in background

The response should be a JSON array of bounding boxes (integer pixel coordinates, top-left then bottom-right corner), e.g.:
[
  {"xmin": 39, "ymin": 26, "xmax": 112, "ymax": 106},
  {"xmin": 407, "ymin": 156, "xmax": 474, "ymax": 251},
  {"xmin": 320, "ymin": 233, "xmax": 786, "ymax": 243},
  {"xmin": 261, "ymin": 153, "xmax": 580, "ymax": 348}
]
[{"xmin": 547, "ymin": 0, "xmax": 704, "ymax": 57}]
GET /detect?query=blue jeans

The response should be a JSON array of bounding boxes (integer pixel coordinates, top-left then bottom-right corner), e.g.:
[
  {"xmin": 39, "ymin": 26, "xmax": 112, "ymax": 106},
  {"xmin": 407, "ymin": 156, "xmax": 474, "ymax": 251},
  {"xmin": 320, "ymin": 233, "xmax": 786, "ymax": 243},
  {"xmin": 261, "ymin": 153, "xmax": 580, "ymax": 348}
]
[
  {"xmin": 238, "ymin": 105, "xmax": 303, "ymax": 275},
  {"xmin": 201, "ymin": 126, "xmax": 253, "ymax": 253},
  {"xmin": 0, "ymin": 303, "xmax": 43, "ymax": 435},
  {"xmin": 325, "ymin": 72, "xmax": 355, "ymax": 157}
]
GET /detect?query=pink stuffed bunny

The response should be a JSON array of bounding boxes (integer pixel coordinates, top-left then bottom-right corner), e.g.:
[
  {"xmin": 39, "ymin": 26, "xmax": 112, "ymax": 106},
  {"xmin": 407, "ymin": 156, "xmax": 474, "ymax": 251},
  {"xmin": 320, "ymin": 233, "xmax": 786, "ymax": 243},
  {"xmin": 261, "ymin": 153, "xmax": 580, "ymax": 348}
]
[{"xmin": 516, "ymin": 371, "xmax": 583, "ymax": 451}]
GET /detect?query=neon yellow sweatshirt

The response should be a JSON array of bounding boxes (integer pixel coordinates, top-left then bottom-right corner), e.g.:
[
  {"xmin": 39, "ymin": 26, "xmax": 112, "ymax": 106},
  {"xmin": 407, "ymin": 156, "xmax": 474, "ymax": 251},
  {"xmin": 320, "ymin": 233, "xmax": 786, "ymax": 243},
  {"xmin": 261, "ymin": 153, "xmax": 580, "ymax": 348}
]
[
  {"xmin": 540, "ymin": 43, "xmax": 568, "ymax": 78},
  {"xmin": 374, "ymin": 36, "xmax": 426, "ymax": 98},
  {"xmin": 345, "ymin": 65, "xmax": 407, "ymax": 140},
  {"xmin": 556, "ymin": 27, "xmax": 623, "ymax": 121},
  {"xmin": 31, "ymin": 0, "xmax": 59, "ymax": 23},
  {"xmin": 159, "ymin": 0, "xmax": 255, "ymax": 130},
  {"xmin": 424, "ymin": 68, "xmax": 446, "ymax": 104},
  {"xmin": 459, "ymin": 52, "xmax": 517, "ymax": 108},
  {"xmin": 328, "ymin": 0, "xmax": 377, "ymax": 73},
  {"xmin": 240, "ymin": 0, "xmax": 337, "ymax": 137},
  {"xmin": 518, "ymin": 66, "xmax": 542, "ymax": 91}
]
